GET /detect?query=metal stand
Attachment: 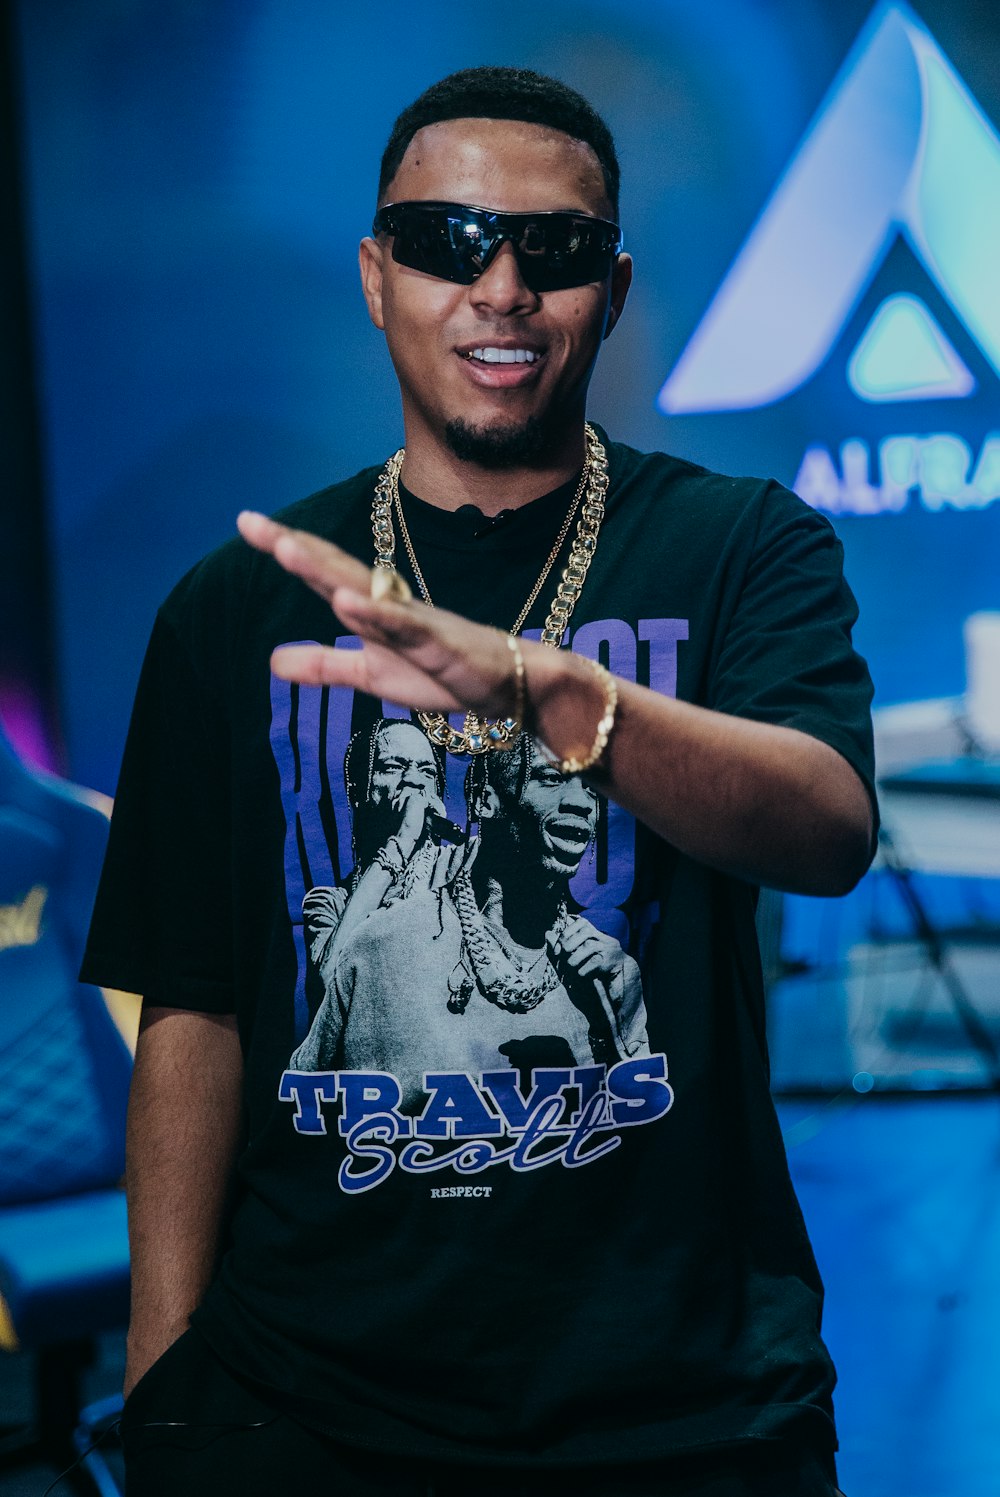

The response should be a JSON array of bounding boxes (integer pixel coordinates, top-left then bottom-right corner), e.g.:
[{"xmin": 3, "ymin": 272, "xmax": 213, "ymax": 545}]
[{"xmin": 877, "ymin": 825, "xmax": 1000, "ymax": 1089}]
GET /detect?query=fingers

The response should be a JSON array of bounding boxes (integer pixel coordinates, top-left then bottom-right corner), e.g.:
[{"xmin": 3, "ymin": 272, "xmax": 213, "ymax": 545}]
[
  {"xmin": 555, "ymin": 916, "xmax": 590, "ymax": 955},
  {"xmin": 330, "ymin": 587, "xmax": 432, "ymax": 649},
  {"xmin": 396, "ymin": 790, "xmax": 428, "ymax": 844},
  {"xmin": 573, "ymin": 950, "xmax": 607, "ymax": 978},
  {"xmin": 242, "ymin": 511, "xmax": 516, "ymax": 716},
  {"xmin": 238, "ymin": 512, "xmax": 435, "ymax": 650},
  {"xmin": 553, "ymin": 923, "xmax": 614, "ymax": 978},
  {"xmin": 270, "ymin": 643, "xmax": 374, "ymax": 688},
  {"xmin": 237, "ymin": 511, "xmax": 373, "ymax": 602}
]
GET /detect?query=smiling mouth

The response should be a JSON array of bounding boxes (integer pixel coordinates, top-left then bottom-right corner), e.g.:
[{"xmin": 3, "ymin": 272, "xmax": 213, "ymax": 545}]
[
  {"xmin": 543, "ymin": 822, "xmax": 592, "ymax": 862},
  {"xmin": 465, "ymin": 347, "xmax": 540, "ymax": 364}
]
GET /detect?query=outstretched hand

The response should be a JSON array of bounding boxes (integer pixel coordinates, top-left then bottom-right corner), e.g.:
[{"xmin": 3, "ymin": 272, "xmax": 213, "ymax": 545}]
[{"xmin": 237, "ymin": 511, "xmax": 518, "ymax": 717}]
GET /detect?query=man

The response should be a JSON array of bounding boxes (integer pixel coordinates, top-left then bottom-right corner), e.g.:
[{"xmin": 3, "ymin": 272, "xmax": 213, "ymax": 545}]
[
  {"xmin": 84, "ymin": 65, "xmax": 870, "ymax": 1495},
  {"xmin": 297, "ymin": 715, "xmax": 456, "ymax": 1006},
  {"xmin": 292, "ymin": 730, "xmax": 648, "ymax": 1107}
]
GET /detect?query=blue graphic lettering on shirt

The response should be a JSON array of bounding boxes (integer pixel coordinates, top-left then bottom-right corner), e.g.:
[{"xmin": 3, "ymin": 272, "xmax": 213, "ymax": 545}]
[
  {"xmin": 479, "ymin": 1068, "xmax": 574, "ymax": 1131},
  {"xmin": 340, "ymin": 1113, "xmax": 401, "ymax": 1194},
  {"xmin": 278, "ymin": 1056, "xmax": 674, "ymax": 1194},
  {"xmin": 269, "ymin": 617, "xmax": 684, "ymax": 1189},
  {"xmin": 607, "ymin": 1053, "xmax": 674, "ymax": 1126},
  {"xmin": 278, "ymin": 1069, "xmax": 339, "ymax": 1135},
  {"xmin": 416, "ymin": 1074, "xmax": 505, "ymax": 1138},
  {"xmin": 337, "ymin": 1071, "xmax": 413, "ymax": 1138}
]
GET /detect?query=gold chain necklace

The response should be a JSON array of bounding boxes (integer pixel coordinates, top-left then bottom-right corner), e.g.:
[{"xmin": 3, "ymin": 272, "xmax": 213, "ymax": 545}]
[
  {"xmin": 450, "ymin": 871, "xmax": 568, "ymax": 1013},
  {"xmin": 371, "ymin": 422, "xmax": 610, "ymax": 755}
]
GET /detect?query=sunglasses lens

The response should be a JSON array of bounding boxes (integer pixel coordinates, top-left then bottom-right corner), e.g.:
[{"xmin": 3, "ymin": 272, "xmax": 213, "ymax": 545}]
[
  {"xmin": 376, "ymin": 205, "xmax": 619, "ymax": 291},
  {"xmin": 514, "ymin": 219, "xmax": 612, "ymax": 292},
  {"xmin": 381, "ymin": 210, "xmax": 472, "ymax": 281}
]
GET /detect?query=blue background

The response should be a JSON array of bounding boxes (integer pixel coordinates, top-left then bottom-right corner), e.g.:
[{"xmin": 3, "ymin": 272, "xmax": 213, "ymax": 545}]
[
  {"xmin": 13, "ymin": 0, "xmax": 1000, "ymax": 792},
  {"xmin": 9, "ymin": 14, "xmax": 1000, "ymax": 1491}
]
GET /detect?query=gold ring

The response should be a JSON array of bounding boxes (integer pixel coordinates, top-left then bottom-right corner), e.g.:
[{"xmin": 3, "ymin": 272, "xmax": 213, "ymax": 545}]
[{"xmin": 371, "ymin": 567, "xmax": 413, "ymax": 603}]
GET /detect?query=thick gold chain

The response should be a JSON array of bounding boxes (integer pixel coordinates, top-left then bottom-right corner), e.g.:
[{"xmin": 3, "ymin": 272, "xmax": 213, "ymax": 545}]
[
  {"xmin": 371, "ymin": 423, "xmax": 610, "ymax": 755},
  {"xmin": 392, "ymin": 459, "xmax": 589, "ymax": 635}
]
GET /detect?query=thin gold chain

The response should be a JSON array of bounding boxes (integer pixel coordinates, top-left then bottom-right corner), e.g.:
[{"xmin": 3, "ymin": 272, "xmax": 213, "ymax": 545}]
[
  {"xmin": 392, "ymin": 460, "xmax": 589, "ymax": 638},
  {"xmin": 371, "ymin": 423, "xmax": 610, "ymax": 755}
]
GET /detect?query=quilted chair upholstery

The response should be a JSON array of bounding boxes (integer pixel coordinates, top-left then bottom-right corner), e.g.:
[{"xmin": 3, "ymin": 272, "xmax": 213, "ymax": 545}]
[{"xmin": 0, "ymin": 722, "xmax": 132, "ymax": 1492}]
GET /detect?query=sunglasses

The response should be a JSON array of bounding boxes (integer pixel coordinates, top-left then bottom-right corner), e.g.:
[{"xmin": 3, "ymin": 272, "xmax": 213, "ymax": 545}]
[{"xmin": 371, "ymin": 201, "xmax": 623, "ymax": 293}]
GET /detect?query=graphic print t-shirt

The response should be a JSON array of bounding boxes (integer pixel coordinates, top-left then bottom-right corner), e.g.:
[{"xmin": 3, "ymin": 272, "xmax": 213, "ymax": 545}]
[{"xmin": 82, "ymin": 432, "xmax": 877, "ymax": 1467}]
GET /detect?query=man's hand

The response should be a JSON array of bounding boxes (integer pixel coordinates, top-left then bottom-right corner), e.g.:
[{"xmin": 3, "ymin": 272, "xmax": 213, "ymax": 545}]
[
  {"xmin": 549, "ymin": 915, "xmax": 623, "ymax": 1040},
  {"xmin": 389, "ymin": 787, "xmax": 478, "ymax": 890},
  {"xmin": 237, "ymin": 512, "xmax": 519, "ymax": 719},
  {"xmin": 550, "ymin": 915, "xmax": 624, "ymax": 985},
  {"xmin": 236, "ymin": 510, "xmax": 874, "ymax": 896},
  {"xmin": 390, "ymin": 786, "xmax": 446, "ymax": 859}
]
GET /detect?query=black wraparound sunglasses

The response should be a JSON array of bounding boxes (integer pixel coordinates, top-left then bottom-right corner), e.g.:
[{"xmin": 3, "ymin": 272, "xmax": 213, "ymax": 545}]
[{"xmin": 371, "ymin": 201, "xmax": 623, "ymax": 293}]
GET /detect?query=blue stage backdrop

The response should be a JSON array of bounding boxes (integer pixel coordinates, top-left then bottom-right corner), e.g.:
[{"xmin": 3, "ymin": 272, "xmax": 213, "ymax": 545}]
[{"xmin": 13, "ymin": 0, "xmax": 1000, "ymax": 793}]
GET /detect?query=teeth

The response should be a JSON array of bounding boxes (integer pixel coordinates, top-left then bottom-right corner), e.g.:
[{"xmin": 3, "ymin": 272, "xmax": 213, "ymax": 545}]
[
  {"xmin": 470, "ymin": 348, "xmax": 538, "ymax": 364},
  {"xmin": 551, "ymin": 825, "xmax": 588, "ymax": 843}
]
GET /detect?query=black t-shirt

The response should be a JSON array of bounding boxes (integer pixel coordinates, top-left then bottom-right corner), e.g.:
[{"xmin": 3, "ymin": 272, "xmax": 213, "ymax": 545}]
[{"xmin": 82, "ymin": 430, "xmax": 876, "ymax": 1468}]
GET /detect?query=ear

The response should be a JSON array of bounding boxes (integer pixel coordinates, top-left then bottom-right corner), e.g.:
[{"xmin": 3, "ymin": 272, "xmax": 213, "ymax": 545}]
[
  {"xmin": 603, "ymin": 251, "xmax": 633, "ymax": 340},
  {"xmin": 475, "ymin": 783, "xmax": 502, "ymax": 822},
  {"xmin": 359, "ymin": 236, "xmax": 385, "ymax": 331}
]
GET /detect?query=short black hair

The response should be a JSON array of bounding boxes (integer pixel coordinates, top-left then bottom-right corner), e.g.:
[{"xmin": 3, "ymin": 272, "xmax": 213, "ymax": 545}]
[{"xmin": 378, "ymin": 66, "xmax": 620, "ymax": 218}]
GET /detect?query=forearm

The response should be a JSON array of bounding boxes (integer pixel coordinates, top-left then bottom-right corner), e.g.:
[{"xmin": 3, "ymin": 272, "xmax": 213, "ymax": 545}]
[
  {"xmin": 527, "ymin": 646, "xmax": 873, "ymax": 896},
  {"xmin": 334, "ymin": 858, "xmax": 397, "ymax": 952},
  {"xmin": 124, "ymin": 1006, "xmax": 244, "ymax": 1393},
  {"xmin": 232, "ymin": 513, "xmax": 872, "ymax": 894}
]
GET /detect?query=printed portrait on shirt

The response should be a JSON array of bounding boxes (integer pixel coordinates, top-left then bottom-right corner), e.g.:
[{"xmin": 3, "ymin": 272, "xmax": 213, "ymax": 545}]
[
  {"xmin": 270, "ymin": 618, "xmax": 688, "ymax": 1189},
  {"xmin": 288, "ymin": 717, "xmax": 649, "ymax": 1107}
]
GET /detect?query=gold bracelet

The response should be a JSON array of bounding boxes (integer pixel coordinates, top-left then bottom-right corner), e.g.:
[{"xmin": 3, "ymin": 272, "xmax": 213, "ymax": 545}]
[
  {"xmin": 542, "ymin": 656, "xmax": 618, "ymax": 776},
  {"xmin": 499, "ymin": 634, "xmax": 526, "ymax": 748}
]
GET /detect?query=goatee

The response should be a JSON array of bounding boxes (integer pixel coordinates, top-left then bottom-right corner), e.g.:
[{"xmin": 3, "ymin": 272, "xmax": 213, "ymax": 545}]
[{"xmin": 444, "ymin": 415, "xmax": 549, "ymax": 469}]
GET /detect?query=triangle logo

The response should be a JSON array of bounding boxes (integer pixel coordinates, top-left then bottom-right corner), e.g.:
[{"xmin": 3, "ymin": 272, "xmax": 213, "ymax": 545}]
[
  {"xmin": 658, "ymin": 2, "xmax": 1000, "ymax": 415},
  {"xmin": 847, "ymin": 294, "xmax": 975, "ymax": 402}
]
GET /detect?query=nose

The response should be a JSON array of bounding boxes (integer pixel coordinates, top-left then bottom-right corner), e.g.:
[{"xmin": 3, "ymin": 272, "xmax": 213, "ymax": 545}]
[
  {"xmin": 560, "ymin": 776, "xmax": 597, "ymax": 816},
  {"xmin": 468, "ymin": 241, "xmax": 539, "ymax": 317}
]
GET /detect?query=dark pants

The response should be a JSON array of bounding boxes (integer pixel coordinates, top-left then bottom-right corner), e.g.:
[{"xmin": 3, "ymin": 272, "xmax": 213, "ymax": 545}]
[{"xmin": 120, "ymin": 1330, "xmax": 844, "ymax": 1497}]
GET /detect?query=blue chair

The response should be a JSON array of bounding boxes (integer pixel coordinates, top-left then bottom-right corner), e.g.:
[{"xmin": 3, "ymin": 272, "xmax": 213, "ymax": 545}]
[{"xmin": 0, "ymin": 721, "xmax": 133, "ymax": 1493}]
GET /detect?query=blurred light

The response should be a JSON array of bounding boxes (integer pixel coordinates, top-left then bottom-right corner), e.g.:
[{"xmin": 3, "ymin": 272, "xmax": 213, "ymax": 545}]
[
  {"xmin": 852, "ymin": 1072, "xmax": 875, "ymax": 1093},
  {"xmin": 659, "ymin": 2, "xmax": 1000, "ymax": 414},
  {"xmin": 794, "ymin": 431, "xmax": 1000, "ymax": 514},
  {"xmin": 847, "ymin": 293, "xmax": 975, "ymax": 402}
]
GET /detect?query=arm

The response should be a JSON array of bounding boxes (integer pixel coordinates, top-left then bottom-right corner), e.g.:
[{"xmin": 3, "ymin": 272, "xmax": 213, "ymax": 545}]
[
  {"xmin": 124, "ymin": 1006, "xmax": 243, "ymax": 1397},
  {"xmin": 551, "ymin": 916, "xmax": 650, "ymax": 1060},
  {"xmin": 528, "ymin": 653, "xmax": 872, "ymax": 896},
  {"xmin": 305, "ymin": 789, "xmax": 449, "ymax": 992},
  {"xmin": 234, "ymin": 513, "xmax": 873, "ymax": 899},
  {"xmin": 302, "ymin": 884, "xmax": 349, "ymax": 977}
]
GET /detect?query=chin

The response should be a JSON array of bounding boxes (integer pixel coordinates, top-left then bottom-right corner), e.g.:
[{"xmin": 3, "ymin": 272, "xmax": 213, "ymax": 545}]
[
  {"xmin": 540, "ymin": 852, "xmax": 583, "ymax": 880},
  {"xmin": 444, "ymin": 414, "xmax": 550, "ymax": 469}
]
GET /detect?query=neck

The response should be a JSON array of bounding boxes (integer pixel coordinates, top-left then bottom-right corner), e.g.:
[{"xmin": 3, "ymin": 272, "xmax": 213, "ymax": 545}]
[
  {"xmin": 398, "ymin": 418, "xmax": 589, "ymax": 515},
  {"xmin": 474, "ymin": 864, "xmax": 563, "ymax": 946}
]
